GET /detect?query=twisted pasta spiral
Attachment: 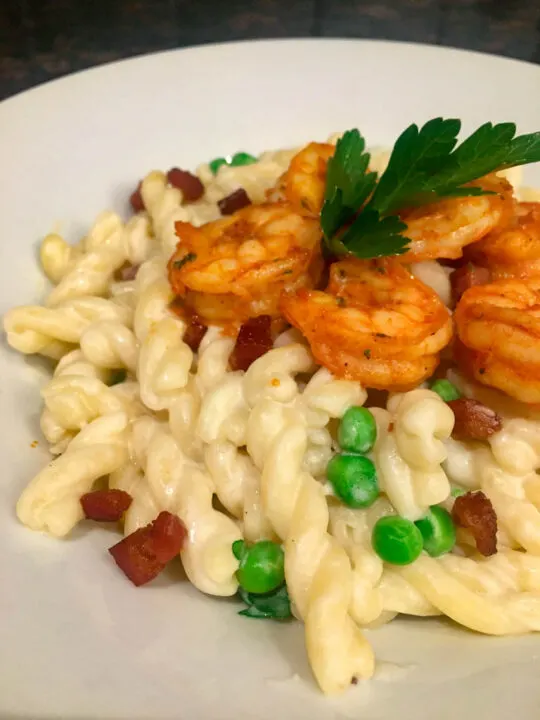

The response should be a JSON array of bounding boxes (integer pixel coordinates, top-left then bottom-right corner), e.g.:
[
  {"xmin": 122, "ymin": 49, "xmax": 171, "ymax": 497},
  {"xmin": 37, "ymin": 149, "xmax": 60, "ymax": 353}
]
[
  {"xmin": 52, "ymin": 213, "xmax": 154, "ymax": 302},
  {"xmin": 45, "ymin": 213, "xmax": 127, "ymax": 306},
  {"xmin": 132, "ymin": 258, "xmax": 170, "ymax": 337},
  {"xmin": 40, "ymin": 232, "xmax": 82, "ymax": 284},
  {"xmin": 80, "ymin": 320, "xmax": 138, "ymax": 371},
  {"xmin": 132, "ymin": 262, "xmax": 194, "ymax": 411},
  {"xmin": 197, "ymin": 373, "xmax": 248, "ymax": 446},
  {"xmin": 168, "ymin": 376, "xmax": 204, "ymax": 459},
  {"xmin": 398, "ymin": 552, "xmax": 540, "ymax": 634},
  {"xmin": 111, "ymin": 417, "xmax": 242, "ymax": 595},
  {"xmin": 40, "ymin": 213, "xmax": 154, "ymax": 288},
  {"xmin": 329, "ymin": 499, "xmax": 398, "ymax": 627},
  {"xmin": 17, "ymin": 412, "xmax": 129, "ymax": 537},
  {"xmin": 204, "ymin": 440, "xmax": 273, "ymax": 542},
  {"xmin": 42, "ymin": 373, "xmax": 143, "ymax": 439},
  {"xmin": 329, "ymin": 503, "xmax": 540, "ymax": 634},
  {"xmin": 195, "ymin": 326, "xmax": 236, "ymax": 393},
  {"xmin": 243, "ymin": 343, "xmax": 315, "ymax": 406},
  {"xmin": 262, "ymin": 422, "xmax": 375, "ymax": 694},
  {"xmin": 442, "ymin": 436, "xmax": 485, "ymax": 490},
  {"xmin": 166, "ymin": 328, "xmax": 236, "ymax": 458},
  {"xmin": 137, "ymin": 316, "xmax": 193, "ymax": 411},
  {"xmin": 489, "ymin": 417, "xmax": 540, "ymax": 476},
  {"xmin": 4, "ymin": 296, "xmax": 132, "ymax": 359},
  {"xmin": 242, "ymin": 350, "xmax": 366, "ymax": 485},
  {"xmin": 119, "ymin": 213, "xmax": 155, "ymax": 267},
  {"xmin": 372, "ymin": 389, "xmax": 454, "ymax": 521},
  {"xmin": 39, "ymin": 349, "xmax": 108, "ymax": 453}
]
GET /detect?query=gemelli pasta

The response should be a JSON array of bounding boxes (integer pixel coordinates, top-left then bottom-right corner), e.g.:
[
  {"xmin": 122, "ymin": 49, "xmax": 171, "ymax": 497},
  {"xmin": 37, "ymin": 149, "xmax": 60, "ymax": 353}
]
[{"xmin": 5, "ymin": 121, "xmax": 540, "ymax": 695}]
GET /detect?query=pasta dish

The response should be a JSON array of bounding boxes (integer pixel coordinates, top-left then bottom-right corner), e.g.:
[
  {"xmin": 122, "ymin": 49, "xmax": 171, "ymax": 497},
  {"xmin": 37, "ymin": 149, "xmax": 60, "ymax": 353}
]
[{"xmin": 4, "ymin": 119, "xmax": 540, "ymax": 695}]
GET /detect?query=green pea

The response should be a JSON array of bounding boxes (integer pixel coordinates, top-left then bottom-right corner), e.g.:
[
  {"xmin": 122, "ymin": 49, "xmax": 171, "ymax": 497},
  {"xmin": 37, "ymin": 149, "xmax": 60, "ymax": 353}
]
[
  {"xmin": 338, "ymin": 406, "xmax": 377, "ymax": 454},
  {"xmin": 372, "ymin": 516, "xmax": 423, "ymax": 565},
  {"xmin": 230, "ymin": 152, "xmax": 257, "ymax": 167},
  {"xmin": 415, "ymin": 506, "xmax": 456, "ymax": 557},
  {"xmin": 430, "ymin": 379, "xmax": 461, "ymax": 402},
  {"xmin": 235, "ymin": 540, "xmax": 285, "ymax": 594},
  {"xmin": 209, "ymin": 157, "xmax": 228, "ymax": 174},
  {"xmin": 326, "ymin": 454, "xmax": 379, "ymax": 509}
]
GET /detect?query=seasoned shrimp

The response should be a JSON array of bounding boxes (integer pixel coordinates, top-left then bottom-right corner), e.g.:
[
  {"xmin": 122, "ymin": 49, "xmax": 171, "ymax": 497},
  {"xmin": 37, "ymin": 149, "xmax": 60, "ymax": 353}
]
[
  {"xmin": 455, "ymin": 278, "xmax": 540, "ymax": 404},
  {"xmin": 267, "ymin": 142, "xmax": 334, "ymax": 215},
  {"xmin": 465, "ymin": 202, "xmax": 540, "ymax": 279},
  {"xmin": 398, "ymin": 175, "xmax": 514, "ymax": 263},
  {"xmin": 280, "ymin": 258, "xmax": 452, "ymax": 391},
  {"xmin": 168, "ymin": 203, "xmax": 323, "ymax": 325}
]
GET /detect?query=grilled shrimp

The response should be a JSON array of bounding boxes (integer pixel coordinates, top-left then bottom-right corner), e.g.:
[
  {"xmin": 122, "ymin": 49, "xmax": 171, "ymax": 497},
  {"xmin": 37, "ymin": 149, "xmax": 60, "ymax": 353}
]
[
  {"xmin": 455, "ymin": 278, "xmax": 540, "ymax": 404},
  {"xmin": 168, "ymin": 203, "xmax": 323, "ymax": 325},
  {"xmin": 398, "ymin": 175, "xmax": 514, "ymax": 263},
  {"xmin": 465, "ymin": 202, "xmax": 540, "ymax": 279},
  {"xmin": 267, "ymin": 142, "xmax": 334, "ymax": 215},
  {"xmin": 280, "ymin": 258, "xmax": 452, "ymax": 391}
]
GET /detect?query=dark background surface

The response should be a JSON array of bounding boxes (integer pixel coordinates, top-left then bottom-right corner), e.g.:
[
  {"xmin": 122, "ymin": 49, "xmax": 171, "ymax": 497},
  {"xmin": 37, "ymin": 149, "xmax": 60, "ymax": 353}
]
[{"xmin": 2, "ymin": 0, "xmax": 540, "ymax": 101}]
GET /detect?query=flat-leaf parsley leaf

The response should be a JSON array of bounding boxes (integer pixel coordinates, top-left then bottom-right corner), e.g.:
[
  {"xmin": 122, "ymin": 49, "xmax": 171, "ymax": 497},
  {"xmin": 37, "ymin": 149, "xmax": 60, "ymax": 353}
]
[
  {"xmin": 321, "ymin": 118, "xmax": 540, "ymax": 260},
  {"xmin": 321, "ymin": 129, "xmax": 377, "ymax": 243}
]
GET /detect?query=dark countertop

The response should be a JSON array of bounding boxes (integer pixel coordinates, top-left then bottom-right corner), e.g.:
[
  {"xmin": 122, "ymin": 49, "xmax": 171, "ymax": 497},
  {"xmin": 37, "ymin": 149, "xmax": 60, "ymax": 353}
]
[{"xmin": 2, "ymin": 0, "xmax": 540, "ymax": 101}]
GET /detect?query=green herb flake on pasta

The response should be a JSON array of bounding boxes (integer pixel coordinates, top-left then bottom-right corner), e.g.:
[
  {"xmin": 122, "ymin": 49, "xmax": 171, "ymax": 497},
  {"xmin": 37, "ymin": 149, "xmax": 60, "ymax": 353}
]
[{"xmin": 173, "ymin": 252, "xmax": 197, "ymax": 270}]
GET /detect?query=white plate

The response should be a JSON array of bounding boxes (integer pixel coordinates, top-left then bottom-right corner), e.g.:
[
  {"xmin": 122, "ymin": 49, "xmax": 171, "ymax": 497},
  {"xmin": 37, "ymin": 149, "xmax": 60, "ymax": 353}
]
[{"xmin": 1, "ymin": 39, "xmax": 540, "ymax": 720}]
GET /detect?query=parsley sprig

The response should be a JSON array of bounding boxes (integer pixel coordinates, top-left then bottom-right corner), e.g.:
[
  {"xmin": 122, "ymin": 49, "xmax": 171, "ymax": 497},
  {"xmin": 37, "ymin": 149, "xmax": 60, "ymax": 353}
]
[
  {"xmin": 238, "ymin": 584, "xmax": 292, "ymax": 620},
  {"xmin": 321, "ymin": 118, "xmax": 540, "ymax": 259}
]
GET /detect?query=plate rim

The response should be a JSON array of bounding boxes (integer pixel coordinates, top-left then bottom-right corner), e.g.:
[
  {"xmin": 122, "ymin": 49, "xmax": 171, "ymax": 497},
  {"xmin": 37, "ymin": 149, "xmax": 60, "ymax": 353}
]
[{"xmin": 2, "ymin": 36, "xmax": 540, "ymax": 110}]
